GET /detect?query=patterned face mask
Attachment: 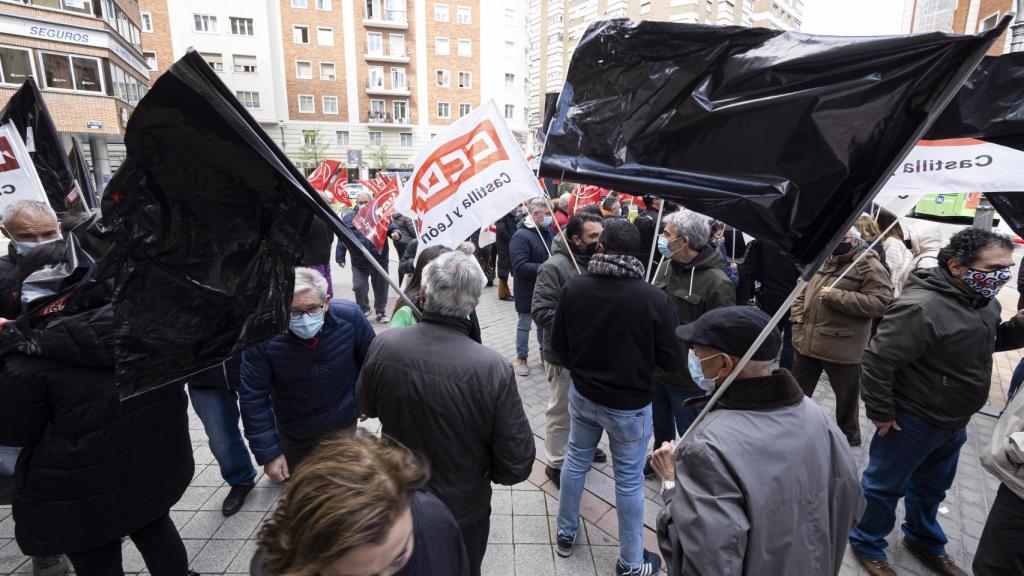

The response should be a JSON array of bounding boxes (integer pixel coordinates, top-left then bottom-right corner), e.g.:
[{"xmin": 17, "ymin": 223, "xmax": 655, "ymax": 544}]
[{"xmin": 961, "ymin": 266, "xmax": 1013, "ymax": 299}]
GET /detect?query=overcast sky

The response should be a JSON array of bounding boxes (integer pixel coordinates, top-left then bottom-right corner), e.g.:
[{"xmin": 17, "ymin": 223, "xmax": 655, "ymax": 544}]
[{"xmin": 800, "ymin": 0, "xmax": 907, "ymax": 36}]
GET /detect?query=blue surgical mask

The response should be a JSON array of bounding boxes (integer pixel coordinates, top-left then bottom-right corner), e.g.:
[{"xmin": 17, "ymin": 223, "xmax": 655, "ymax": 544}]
[
  {"xmin": 289, "ymin": 310, "xmax": 325, "ymax": 339},
  {"xmin": 687, "ymin": 350, "xmax": 721, "ymax": 392},
  {"xmin": 542, "ymin": 215, "xmax": 552, "ymax": 228},
  {"xmin": 14, "ymin": 237, "xmax": 60, "ymax": 255},
  {"xmin": 658, "ymin": 237, "xmax": 673, "ymax": 259}
]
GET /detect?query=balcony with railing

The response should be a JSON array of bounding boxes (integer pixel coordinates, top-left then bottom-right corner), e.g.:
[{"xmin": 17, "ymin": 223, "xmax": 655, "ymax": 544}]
[
  {"xmin": 367, "ymin": 112, "xmax": 412, "ymax": 127},
  {"xmin": 366, "ymin": 79, "xmax": 411, "ymax": 96},
  {"xmin": 363, "ymin": 4, "xmax": 408, "ymax": 29},
  {"xmin": 364, "ymin": 50, "xmax": 410, "ymax": 63}
]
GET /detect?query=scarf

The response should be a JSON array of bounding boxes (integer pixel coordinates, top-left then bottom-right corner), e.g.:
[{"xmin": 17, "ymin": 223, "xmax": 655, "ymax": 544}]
[{"xmin": 587, "ymin": 253, "xmax": 645, "ymax": 280}]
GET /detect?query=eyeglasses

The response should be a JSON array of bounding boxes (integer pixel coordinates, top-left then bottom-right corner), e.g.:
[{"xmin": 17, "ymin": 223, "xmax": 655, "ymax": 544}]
[{"xmin": 289, "ymin": 305, "xmax": 324, "ymax": 318}]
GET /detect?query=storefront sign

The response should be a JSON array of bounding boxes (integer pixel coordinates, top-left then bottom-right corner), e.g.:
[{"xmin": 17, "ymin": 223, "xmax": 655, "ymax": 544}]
[{"xmin": 0, "ymin": 14, "xmax": 150, "ymax": 78}]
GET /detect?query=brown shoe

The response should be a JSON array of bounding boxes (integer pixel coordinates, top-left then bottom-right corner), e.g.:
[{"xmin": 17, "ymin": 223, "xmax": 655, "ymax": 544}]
[
  {"xmin": 514, "ymin": 358, "xmax": 529, "ymax": 377},
  {"xmin": 902, "ymin": 539, "xmax": 967, "ymax": 576},
  {"xmin": 853, "ymin": 552, "xmax": 897, "ymax": 576},
  {"xmin": 498, "ymin": 278, "xmax": 514, "ymax": 301}
]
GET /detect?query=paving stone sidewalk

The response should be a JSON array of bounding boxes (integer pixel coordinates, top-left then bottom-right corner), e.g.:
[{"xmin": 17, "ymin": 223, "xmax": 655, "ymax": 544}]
[{"xmin": 0, "ymin": 258, "xmax": 1006, "ymax": 575}]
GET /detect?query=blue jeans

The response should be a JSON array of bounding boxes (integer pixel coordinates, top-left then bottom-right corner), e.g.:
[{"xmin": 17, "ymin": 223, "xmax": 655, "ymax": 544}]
[
  {"xmin": 1009, "ymin": 357, "xmax": 1024, "ymax": 402},
  {"xmin": 516, "ymin": 311, "xmax": 543, "ymax": 360},
  {"xmin": 849, "ymin": 412, "xmax": 967, "ymax": 561},
  {"xmin": 188, "ymin": 384, "xmax": 257, "ymax": 486},
  {"xmin": 558, "ymin": 385, "xmax": 651, "ymax": 568},
  {"xmin": 778, "ymin": 316, "xmax": 795, "ymax": 370},
  {"xmin": 651, "ymin": 381, "xmax": 704, "ymax": 448}
]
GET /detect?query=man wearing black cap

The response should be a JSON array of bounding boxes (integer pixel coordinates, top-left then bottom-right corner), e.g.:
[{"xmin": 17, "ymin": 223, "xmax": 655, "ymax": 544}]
[{"xmin": 652, "ymin": 306, "xmax": 863, "ymax": 576}]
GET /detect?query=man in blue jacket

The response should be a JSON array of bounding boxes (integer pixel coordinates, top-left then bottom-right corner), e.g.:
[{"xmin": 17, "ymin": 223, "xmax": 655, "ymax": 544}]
[
  {"xmin": 239, "ymin": 267, "xmax": 376, "ymax": 482},
  {"xmin": 509, "ymin": 197, "xmax": 553, "ymax": 376}
]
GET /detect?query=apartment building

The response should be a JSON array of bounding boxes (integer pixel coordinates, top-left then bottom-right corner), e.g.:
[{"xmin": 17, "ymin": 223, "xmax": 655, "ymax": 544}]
[
  {"xmin": 904, "ymin": 0, "xmax": 1014, "ymax": 55},
  {"xmin": 139, "ymin": 0, "xmax": 528, "ymax": 178},
  {"xmin": 0, "ymin": 0, "xmax": 151, "ymax": 190},
  {"xmin": 526, "ymin": 0, "xmax": 804, "ymax": 149}
]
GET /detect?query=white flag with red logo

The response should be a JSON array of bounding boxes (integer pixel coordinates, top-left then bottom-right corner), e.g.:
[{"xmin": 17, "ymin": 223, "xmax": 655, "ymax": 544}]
[
  {"xmin": 567, "ymin": 183, "xmax": 605, "ymax": 214},
  {"xmin": 352, "ymin": 175, "xmax": 400, "ymax": 252},
  {"xmin": 396, "ymin": 101, "xmax": 538, "ymax": 259},
  {"xmin": 307, "ymin": 159, "xmax": 340, "ymax": 191},
  {"xmin": 0, "ymin": 123, "xmax": 49, "ymax": 213}
]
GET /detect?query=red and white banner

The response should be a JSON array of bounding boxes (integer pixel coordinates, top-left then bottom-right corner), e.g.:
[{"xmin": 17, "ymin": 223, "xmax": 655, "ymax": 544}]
[
  {"xmin": 567, "ymin": 183, "xmax": 605, "ymax": 214},
  {"xmin": 353, "ymin": 175, "xmax": 400, "ymax": 252},
  {"xmin": 396, "ymin": 100, "xmax": 538, "ymax": 258},
  {"xmin": 0, "ymin": 123, "xmax": 48, "ymax": 213},
  {"xmin": 360, "ymin": 173, "xmax": 398, "ymax": 197},
  {"xmin": 327, "ymin": 167, "xmax": 351, "ymax": 207},
  {"xmin": 307, "ymin": 159, "xmax": 340, "ymax": 191},
  {"xmin": 878, "ymin": 138, "xmax": 1021, "ymax": 198}
]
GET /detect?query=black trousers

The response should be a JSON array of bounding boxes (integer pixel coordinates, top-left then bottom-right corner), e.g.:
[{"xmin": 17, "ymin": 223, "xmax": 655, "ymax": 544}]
[
  {"xmin": 974, "ymin": 483, "xmax": 1024, "ymax": 576},
  {"xmin": 460, "ymin": 512, "xmax": 490, "ymax": 576},
  {"xmin": 791, "ymin": 352, "xmax": 862, "ymax": 443},
  {"xmin": 66, "ymin": 513, "xmax": 186, "ymax": 576}
]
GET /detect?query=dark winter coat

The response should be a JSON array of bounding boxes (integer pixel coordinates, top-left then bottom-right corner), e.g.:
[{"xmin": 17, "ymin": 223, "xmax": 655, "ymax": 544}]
[
  {"xmin": 509, "ymin": 221, "xmax": 553, "ymax": 313},
  {"xmin": 736, "ymin": 240, "xmax": 800, "ymax": 314},
  {"xmin": 0, "ymin": 244, "xmax": 20, "ymax": 319},
  {"xmin": 0, "ymin": 305, "xmax": 193, "ymax": 556},
  {"xmin": 187, "ymin": 356, "xmax": 241, "ymax": 391},
  {"xmin": 494, "ymin": 212, "xmax": 518, "ymax": 275},
  {"xmin": 239, "ymin": 300, "xmax": 376, "ymax": 465},
  {"xmin": 862, "ymin": 267, "xmax": 1024, "ymax": 429},
  {"xmin": 531, "ymin": 236, "xmax": 584, "ymax": 366},
  {"xmin": 357, "ymin": 314, "xmax": 535, "ymax": 527},
  {"xmin": 334, "ymin": 210, "xmax": 392, "ymax": 271},
  {"xmin": 299, "ymin": 217, "xmax": 334, "ymax": 266}
]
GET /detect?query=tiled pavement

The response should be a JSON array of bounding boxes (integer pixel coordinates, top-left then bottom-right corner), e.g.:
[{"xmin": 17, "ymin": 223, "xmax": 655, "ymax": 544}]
[{"xmin": 0, "ymin": 256, "xmax": 1010, "ymax": 575}]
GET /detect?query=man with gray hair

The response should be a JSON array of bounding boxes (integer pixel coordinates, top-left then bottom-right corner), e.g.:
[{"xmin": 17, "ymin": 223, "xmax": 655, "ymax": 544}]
[
  {"xmin": 0, "ymin": 199, "xmax": 61, "ymax": 319},
  {"xmin": 358, "ymin": 251, "xmax": 535, "ymax": 576},
  {"xmin": 509, "ymin": 196, "xmax": 553, "ymax": 376},
  {"xmin": 240, "ymin": 267, "xmax": 376, "ymax": 479},
  {"xmin": 336, "ymin": 191, "xmax": 394, "ymax": 323},
  {"xmin": 649, "ymin": 208, "xmax": 735, "ymax": 474}
]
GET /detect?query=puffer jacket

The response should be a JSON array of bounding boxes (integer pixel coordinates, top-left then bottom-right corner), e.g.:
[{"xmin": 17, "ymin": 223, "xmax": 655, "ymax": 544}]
[
  {"xmin": 0, "ymin": 305, "xmax": 193, "ymax": 555},
  {"xmin": 239, "ymin": 300, "xmax": 375, "ymax": 465},
  {"xmin": 982, "ymin": 385, "xmax": 1024, "ymax": 501},
  {"xmin": 862, "ymin": 267, "xmax": 1024, "ymax": 429},
  {"xmin": 531, "ymin": 235, "xmax": 586, "ymax": 366},
  {"xmin": 895, "ymin": 226, "xmax": 945, "ymax": 295},
  {"xmin": 357, "ymin": 313, "xmax": 535, "ymax": 527},
  {"xmin": 791, "ymin": 247, "xmax": 892, "ymax": 365},
  {"xmin": 509, "ymin": 219, "xmax": 553, "ymax": 313},
  {"xmin": 653, "ymin": 245, "xmax": 735, "ymax": 392}
]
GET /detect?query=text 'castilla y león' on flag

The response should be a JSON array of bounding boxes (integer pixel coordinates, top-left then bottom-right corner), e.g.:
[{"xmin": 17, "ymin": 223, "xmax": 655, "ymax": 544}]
[{"xmin": 396, "ymin": 100, "xmax": 537, "ymax": 259}]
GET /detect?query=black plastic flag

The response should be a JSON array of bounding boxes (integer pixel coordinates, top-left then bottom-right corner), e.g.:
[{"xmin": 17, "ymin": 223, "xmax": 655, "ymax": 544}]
[
  {"xmin": 67, "ymin": 137, "xmax": 98, "ymax": 210},
  {"xmin": 539, "ymin": 18, "xmax": 1007, "ymax": 271}
]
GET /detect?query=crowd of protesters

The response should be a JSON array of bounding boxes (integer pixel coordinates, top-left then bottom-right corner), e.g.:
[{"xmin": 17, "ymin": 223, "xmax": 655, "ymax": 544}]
[{"xmin": 1, "ymin": 193, "xmax": 1024, "ymax": 576}]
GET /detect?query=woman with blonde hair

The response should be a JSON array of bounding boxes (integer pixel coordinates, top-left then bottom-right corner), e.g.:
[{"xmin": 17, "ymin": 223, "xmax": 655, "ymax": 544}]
[
  {"xmin": 251, "ymin": 432, "xmax": 469, "ymax": 576},
  {"xmin": 854, "ymin": 213, "xmax": 888, "ymax": 272}
]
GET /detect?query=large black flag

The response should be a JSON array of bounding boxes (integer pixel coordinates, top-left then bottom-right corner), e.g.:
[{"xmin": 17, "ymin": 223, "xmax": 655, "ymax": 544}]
[
  {"xmin": 67, "ymin": 137, "xmax": 98, "ymax": 210},
  {"xmin": 539, "ymin": 18, "xmax": 1007, "ymax": 271},
  {"xmin": 100, "ymin": 50, "xmax": 369, "ymax": 398},
  {"xmin": 0, "ymin": 78, "xmax": 85, "ymax": 216}
]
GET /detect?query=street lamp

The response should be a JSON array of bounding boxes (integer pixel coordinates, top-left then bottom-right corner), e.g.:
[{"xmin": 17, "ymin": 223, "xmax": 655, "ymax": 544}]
[{"xmin": 278, "ymin": 121, "xmax": 287, "ymax": 152}]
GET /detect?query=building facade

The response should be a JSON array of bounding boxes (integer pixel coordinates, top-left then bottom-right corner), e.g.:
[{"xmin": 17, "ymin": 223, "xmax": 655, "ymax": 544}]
[
  {"xmin": 0, "ymin": 0, "xmax": 152, "ymax": 189},
  {"xmin": 903, "ymin": 0, "xmax": 1014, "ymax": 54},
  {"xmin": 138, "ymin": 0, "xmax": 530, "ymax": 178},
  {"xmin": 525, "ymin": 0, "xmax": 803, "ymax": 151}
]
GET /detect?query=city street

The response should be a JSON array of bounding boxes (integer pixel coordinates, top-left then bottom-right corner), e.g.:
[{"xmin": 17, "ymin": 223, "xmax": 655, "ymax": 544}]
[{"xmin": 0, "ymin": 249, "xmax": 1008, "ymax": 575}]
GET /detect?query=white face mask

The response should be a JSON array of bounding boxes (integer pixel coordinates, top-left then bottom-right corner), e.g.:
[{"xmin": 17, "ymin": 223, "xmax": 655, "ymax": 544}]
[
  {"xmin": 14, "ymin": 236, "xmax": 60, "ymax": 255},
  {"xmin": 688, "ymin": 350, "xmax": 724, "ymax": 392}
]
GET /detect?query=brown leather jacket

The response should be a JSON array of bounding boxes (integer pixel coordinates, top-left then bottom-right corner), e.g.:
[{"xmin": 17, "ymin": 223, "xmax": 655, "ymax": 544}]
[{"xmin": 791, "ymin": 247, "xmax": 892, "ymax": 365}]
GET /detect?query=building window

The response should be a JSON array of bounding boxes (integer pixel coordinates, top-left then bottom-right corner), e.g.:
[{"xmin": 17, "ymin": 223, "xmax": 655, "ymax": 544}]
[
  {"xmin": 370, "ymin": 99, "xmax": 386, "ymax": 119},
  {"xmin": 505, "ymin": 8, "xmax": 515, "ymax": 24},
  {"xmin": 41, "ymin": 52, "xmax": 102, "ymax": 93},
  {"xmin": 336, "ymin": 130, "xmax": 350, "ymax": 146},
  {"xmin": 298, "ymin": 94, "xmax": 315, "ymax": 113},
  {"xmin": 368, "ymin": 65, "xmax": 384, "ymax": 88},
  {"xmin": 400, "ymin": 132, "xmax": 413, "ymax": 147},
  {"xmin": 200, "ymin": 52, "xmax": 223, "ymax": 72},
  {"xmin": 236, "ymin": 90, "xmax": 261, "ymax": 109},
  {"xmin": 435, "ymin": 37, "xmax": 450, "ymax": 56},
  {"xmin": 367, "ymin": 32, "xmax": 383, "ymax": 54},
  {"xmin": 504, "ymin": 104, "xmax": 514, "ymax": 119},
  {"xmin": 233, "ymin": 54, "xmax": 257, "ymax": 73},
  {"xmin": 317, "ymin": 27, "xmax": 335, "ymax": 46},
  {"xmin": 143, "ymin": 51, "xmax": 158, "ymax": 71},
  {"xmin": 369, "ymin": 131, "xmax": 383, "ymax": 147},
  {"xmin": 979, "ymin": 12, "xmax": 1000, "ymax": 32},
  {"xmin": 436, "ymin": 69, "xmax": 450, "ymax": 87},
  {"xmin": 0, "ymin": 47, "xmax": 35, "ymax": 85},
  {"xmin": 457, "ymin": 39, "xmax": 471, "ymax": 57},
  {"xmin": 231, "ymin": 17, "xmax": 254, "ymax": 36},
  {"xmin": 458, "ymin": 71, "xmax": 471, "ymax": 89},
  {"xmin": 393, "ymin": 100, "xmax": 408, "ymax": 122},
  {"xmin": 322, "ymin": 96, "xmax": 339, "ymax": 114},
  {"xmin": 434, "ymin": 3, "xmax": 449, "ymax": 22},
  {"xmin": 457, "ymin": 5, "xmax": 471, "ymax": 23},
  {"xmin": 292, "ymin": 0, "xmax": 308, "ymax": 7},
  {"xmin": 317, "ymin": 0, "xmax": 332, "ymax": 9},
  {"xmin": 437, "ymin": 102, "xmax": 450, "ymax": 118},
  {"xmin": 293, "ymin": 25, "xmax": 309, "ymax": 44},
  {"xmin": 140, "ymin": 12, "xmax": 153, "ymax": 32},
  {"xmin": 296, "ymin": 60, "xmax": 312, "ymax": 79},
  {"xmin": 504, "ymin": 73, "xmax": 514, "ymax": 89},
  {"xmin": 193, "ymin": 14, "xmax": 217, "ymax": 33},
  {"xmin": 548, "ymin": 13, "xmax": 562, "ymax": 24},
  {"xmin": 391, "ymin": 67, "xmax": 406, "ymax": 89},
  {"xmin": 389, "ymin": 33, "xmax": 406, "ymax": 57},
  {"xmin": 302, "ymin": 130, "xmax": 317, "ymax": 145},
  {"xmin": 320, "ymin": 61, "xmax": 336, "ymax": 80},
  {"xmin": 459, "ymin": 103, "xmax": 471, "ymax": 117}
]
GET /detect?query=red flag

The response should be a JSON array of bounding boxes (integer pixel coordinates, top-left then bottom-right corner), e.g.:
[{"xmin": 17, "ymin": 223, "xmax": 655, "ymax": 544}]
[
  {"xmin": 567, "ymin": 183, "xmax": 605, "ymax": 214},
  {"xmin": 353, "ymin": 176, "xmax": 400, "ymax": 251},
  {"xmin": 618, "ymin": 192, "xmax": 646, "ymax": 210},
  {"xmin": 307, "ymin": 159, "xmax": 340, "ymax": 191},
  {"xmin": 327, "ymin": 167, "xmax": 351, "ymax": 207}
]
